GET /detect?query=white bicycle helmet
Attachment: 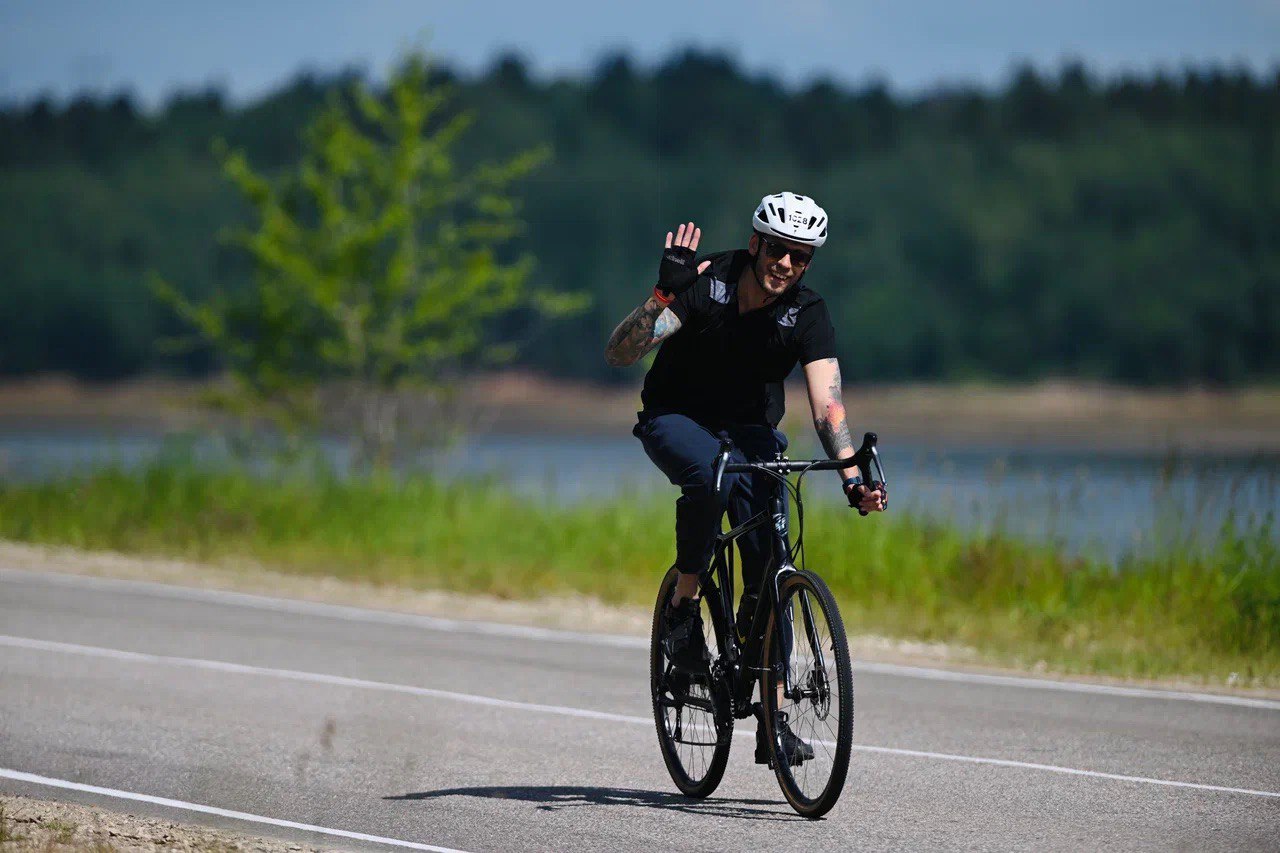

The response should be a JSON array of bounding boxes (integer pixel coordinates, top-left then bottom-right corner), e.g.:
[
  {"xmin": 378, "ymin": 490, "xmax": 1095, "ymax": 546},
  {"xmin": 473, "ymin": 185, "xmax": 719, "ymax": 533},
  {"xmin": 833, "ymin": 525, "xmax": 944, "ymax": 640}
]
[{"xmin": 752, "ymin": 191, "xmax": 828, "ymax": 248}]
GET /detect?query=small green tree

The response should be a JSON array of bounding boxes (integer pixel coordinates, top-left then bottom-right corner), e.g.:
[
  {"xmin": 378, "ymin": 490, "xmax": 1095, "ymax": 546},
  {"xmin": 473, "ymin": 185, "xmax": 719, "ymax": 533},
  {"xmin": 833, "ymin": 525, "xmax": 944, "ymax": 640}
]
[{"xmin": 157, "ymin": 51, "xmax": 584, "ymax": 466}]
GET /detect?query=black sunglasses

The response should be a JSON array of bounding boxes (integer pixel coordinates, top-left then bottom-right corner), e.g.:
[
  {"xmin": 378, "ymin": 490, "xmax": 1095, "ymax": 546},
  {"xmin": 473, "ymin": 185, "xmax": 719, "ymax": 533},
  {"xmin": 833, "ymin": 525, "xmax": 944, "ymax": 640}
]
[{"xmin": 760, "ymin": 236, "xmax": 814, "ymax": 268}]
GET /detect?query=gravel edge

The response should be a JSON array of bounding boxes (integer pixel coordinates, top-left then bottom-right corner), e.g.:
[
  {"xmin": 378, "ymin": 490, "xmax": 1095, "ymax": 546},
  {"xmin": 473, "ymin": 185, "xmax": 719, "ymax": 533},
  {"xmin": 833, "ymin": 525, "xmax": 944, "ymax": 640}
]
[{"xmin": 0, "ymin": 794, "xmax": 330, "ymax": 853}]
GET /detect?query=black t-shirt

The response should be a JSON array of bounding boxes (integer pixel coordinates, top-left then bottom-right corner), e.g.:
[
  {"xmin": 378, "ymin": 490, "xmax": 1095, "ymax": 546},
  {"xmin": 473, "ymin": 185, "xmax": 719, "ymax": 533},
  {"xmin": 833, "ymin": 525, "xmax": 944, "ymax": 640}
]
[{"xmin": 641, "ymin": 249, "xmax": 838, "ymax": 427}]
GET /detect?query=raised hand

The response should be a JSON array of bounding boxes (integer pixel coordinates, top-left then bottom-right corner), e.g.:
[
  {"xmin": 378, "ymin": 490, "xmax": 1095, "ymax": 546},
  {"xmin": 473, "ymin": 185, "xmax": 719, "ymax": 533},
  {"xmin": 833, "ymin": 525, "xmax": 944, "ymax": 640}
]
[{"xmin": 658, "ymin": 221, "xmax": 713, "ymax": 295}]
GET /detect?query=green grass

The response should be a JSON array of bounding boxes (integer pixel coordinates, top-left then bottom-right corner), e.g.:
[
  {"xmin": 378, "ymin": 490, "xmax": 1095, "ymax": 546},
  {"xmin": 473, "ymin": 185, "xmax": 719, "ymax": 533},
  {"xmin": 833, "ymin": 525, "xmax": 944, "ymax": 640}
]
[
  {"xmin": 42, "ymin": 819, "xmax": 77, "ymax": 845},
  {"xmin": 1, "ymin": 460, "xmax": 1276, "ymax": 687}
]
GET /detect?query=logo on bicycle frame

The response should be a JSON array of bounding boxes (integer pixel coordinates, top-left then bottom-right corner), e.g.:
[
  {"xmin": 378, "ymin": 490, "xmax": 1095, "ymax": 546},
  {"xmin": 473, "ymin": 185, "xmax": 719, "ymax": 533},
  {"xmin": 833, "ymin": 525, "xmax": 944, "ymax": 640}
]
[{"xmin": 773, "ymin": 512, "xmax": 788, "ymax": 537}]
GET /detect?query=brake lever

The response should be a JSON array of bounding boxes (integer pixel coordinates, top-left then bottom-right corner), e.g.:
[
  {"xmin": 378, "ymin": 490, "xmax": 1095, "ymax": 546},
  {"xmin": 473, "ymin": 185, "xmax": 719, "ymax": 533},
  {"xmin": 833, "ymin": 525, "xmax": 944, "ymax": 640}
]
[
  {"xmin": 850, "ymin": 432, "xmax": 887, "ymax": 516},
  {"xmin": 712, "ymin": 439, "xmax": 733, "ymax": 496}
]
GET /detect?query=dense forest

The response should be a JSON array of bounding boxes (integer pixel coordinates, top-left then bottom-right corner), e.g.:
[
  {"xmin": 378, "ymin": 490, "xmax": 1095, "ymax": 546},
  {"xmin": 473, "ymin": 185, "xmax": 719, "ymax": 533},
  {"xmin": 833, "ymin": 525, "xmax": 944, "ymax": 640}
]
[{"xmin": 1, "ymin": 51, "xmax": 1276, "ymax": 385}]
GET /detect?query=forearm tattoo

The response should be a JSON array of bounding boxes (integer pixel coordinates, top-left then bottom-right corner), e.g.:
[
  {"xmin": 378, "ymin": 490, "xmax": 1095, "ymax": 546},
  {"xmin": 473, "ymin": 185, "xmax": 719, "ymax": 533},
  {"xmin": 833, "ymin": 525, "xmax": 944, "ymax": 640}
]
[
  {"xmin": 813, "ymin": 359, "xmax": 854, "ymax": 460},
  {"xmin": 604, "ymin": 297, "xmax": 682, "ymax": 366}
]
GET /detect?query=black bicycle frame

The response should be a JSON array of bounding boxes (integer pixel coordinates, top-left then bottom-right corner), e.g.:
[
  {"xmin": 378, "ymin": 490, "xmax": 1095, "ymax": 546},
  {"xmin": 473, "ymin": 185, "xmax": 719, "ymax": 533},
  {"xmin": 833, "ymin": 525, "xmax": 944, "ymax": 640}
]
[
  {"xmin": 701, "ymin": 432, "xmax": 884, "ymax": 720},
  {"xmin": 703, "ymin": 476, "xmax": 796, "ymax": 718}
]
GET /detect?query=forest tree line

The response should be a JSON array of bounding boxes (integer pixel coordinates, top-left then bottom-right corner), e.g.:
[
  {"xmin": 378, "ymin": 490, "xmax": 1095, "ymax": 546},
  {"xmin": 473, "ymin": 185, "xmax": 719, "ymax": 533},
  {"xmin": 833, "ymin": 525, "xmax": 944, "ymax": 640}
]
[{"xmin": 1, "ymin": 51, "xmax": 1276, "ymax": 385}]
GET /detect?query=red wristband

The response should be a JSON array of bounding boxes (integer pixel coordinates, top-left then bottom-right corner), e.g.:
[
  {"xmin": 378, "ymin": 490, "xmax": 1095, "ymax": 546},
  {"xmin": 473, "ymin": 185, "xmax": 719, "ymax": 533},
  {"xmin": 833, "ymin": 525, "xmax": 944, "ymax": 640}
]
[{"xmin": 652, "ymin": 285, "xmax": 674, "ymax": 306}]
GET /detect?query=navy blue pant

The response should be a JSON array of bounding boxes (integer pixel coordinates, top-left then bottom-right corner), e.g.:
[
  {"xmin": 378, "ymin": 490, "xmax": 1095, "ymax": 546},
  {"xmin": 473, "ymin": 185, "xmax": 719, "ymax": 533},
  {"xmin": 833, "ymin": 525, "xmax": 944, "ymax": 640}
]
[{"xmin": 634, "ymin": 412, "xmax": 788, "ymax": 590}]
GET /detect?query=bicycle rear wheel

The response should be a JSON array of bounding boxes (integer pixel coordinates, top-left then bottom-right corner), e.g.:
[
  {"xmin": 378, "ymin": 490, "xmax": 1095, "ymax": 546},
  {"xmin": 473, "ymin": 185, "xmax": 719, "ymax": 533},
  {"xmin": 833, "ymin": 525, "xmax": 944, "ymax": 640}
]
[
  {"xmin": 760, "ymin": 569, "xmax": 854, "ymax": 818},
  {"xmin": 650, "ymin": 566, "xmax": 733, "ymax": 798}
]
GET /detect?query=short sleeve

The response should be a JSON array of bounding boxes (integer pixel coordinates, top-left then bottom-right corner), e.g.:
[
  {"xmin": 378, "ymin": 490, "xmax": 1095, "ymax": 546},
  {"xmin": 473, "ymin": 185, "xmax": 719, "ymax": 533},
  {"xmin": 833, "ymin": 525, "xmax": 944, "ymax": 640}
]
[{"xmin": 796, "ymin": 300, "xmax": 838, "ymax": 364}]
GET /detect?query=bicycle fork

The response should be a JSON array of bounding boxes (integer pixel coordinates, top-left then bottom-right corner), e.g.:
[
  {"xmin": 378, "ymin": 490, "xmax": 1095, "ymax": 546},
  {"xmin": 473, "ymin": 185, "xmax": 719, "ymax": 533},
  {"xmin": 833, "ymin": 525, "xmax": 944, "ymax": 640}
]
[{"xmin": 766, "ymin": 473, "xmax": 833, "ymax": 707}]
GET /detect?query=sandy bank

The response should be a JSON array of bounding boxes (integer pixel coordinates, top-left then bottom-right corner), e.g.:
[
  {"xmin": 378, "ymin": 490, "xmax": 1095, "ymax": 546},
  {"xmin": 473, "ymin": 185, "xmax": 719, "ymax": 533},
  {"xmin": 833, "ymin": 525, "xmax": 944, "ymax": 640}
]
[{"xmin": 1, "ymin": 374, "xmax": 1277, "ymax": 451}]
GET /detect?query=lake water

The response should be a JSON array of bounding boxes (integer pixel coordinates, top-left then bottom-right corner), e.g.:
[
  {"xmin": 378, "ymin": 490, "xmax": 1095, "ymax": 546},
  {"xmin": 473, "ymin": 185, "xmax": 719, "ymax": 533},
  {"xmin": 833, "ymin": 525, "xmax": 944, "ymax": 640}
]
[{"xmin": 0, "ymin": 428, "xmax": 1275, "ymax": 562}]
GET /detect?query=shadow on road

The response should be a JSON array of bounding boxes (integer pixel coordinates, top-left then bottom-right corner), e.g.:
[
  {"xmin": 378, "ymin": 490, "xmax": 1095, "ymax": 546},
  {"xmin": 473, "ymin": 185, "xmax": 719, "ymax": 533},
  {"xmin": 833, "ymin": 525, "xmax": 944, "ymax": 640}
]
[{"xmin": 384, "ymin": 785, "xmax": 802, "ymax": 821}]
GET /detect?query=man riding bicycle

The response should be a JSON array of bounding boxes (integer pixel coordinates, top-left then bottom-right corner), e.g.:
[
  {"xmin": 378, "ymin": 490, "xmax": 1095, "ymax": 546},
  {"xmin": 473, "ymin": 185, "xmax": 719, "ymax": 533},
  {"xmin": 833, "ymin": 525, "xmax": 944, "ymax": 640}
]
[{"xmin": 604, "ymin": 192, "xmax": 887, "ymax": 766}]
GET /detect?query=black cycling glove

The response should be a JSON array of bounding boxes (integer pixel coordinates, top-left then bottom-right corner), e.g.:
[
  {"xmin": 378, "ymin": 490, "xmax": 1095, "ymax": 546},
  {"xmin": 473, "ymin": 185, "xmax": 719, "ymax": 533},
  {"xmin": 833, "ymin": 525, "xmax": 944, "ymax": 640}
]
[
  {"xmin": 843, "ymin": 476, "xmax": 864, "ymax": 509},
  {"xmin": 845, "ymin": 477, "xmax": 887, "ymax": 515},
  {"xmin": 657, "ymin": 246, "xmax": 699, "ymax": 295}
]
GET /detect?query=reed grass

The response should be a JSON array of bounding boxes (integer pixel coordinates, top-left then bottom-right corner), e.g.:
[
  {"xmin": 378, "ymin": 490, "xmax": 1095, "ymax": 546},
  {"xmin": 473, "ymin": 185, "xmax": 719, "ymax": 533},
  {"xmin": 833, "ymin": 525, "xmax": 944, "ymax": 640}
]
[{"xmin": 1, "ymin": 459, "xmax": 1275, "ymax": 687}]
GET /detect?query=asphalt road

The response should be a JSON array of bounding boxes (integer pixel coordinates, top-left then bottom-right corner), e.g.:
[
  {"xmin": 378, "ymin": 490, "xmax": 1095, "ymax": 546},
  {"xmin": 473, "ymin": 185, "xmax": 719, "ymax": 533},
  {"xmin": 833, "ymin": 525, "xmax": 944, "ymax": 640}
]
[{"xmin": 1, "ymin": 567, "xmax": 1277, "ymax": 851}]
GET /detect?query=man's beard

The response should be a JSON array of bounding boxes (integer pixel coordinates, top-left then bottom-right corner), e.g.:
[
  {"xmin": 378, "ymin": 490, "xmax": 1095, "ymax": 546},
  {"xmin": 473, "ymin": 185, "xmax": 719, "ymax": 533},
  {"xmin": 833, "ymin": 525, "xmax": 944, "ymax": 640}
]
[{"xmin": 753, "ymin": 252, "xmax": 797, "ymax": 301}]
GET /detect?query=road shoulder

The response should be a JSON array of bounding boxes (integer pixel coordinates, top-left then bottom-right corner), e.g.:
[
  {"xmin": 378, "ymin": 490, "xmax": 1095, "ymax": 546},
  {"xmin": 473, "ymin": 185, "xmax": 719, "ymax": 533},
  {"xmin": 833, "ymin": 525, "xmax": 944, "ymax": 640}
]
[{"xmin": 3, "ymin": 539, "xmax": 1276, "ymax": 701}]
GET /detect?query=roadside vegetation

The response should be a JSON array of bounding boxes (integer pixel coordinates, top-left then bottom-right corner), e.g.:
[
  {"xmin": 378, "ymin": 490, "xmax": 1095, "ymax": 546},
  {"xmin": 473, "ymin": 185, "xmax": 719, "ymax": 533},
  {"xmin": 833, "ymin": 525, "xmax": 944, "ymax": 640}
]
[{"xmin": 1, "ymin": 459, "xmax": 1274, "ymax": 689}]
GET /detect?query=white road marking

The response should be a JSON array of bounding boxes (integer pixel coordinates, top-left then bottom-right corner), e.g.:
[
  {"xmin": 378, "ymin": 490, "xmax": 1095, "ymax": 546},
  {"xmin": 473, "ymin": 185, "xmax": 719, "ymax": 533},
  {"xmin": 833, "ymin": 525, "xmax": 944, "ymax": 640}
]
[
  {"xmin": 0, "ymin": 567, "xmax": 647, "ymax": 648},
  {"xmin": 3, "ymin": 633, "xmax": 1278, "ymax": 801},
  {"xmin": 0, "ymin": 768, "xmax": 473, "ymax": 853},
  {"xmin": 6, "ymin": 567, "xmax": 1278, "ymax": 711},
  {"xmin": 852, "ymin": 661, "xmax": 1280, "ymax": 710},
  {"xmin": 0, "ymin": 635, "xmax": 643, "ymax": 726},
  {"xmin": 850, "ymin": 745, "xmax": 1280, "ymax": 799}
]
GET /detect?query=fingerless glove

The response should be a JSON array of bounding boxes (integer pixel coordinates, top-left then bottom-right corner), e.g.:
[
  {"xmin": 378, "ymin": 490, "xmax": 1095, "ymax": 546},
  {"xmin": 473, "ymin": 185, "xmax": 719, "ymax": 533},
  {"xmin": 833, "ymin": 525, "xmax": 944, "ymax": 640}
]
[
  {"xmin": 843, "ymin": 476, "xmax": 863, "ymax": 509},
  {"xmin": 657, "ymin": 246, "xmax": 699, "ymax": 295}
]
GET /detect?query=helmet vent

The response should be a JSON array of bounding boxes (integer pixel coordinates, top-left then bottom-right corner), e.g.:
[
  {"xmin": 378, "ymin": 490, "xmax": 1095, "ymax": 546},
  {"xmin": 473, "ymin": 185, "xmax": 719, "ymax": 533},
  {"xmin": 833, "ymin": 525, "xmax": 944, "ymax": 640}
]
[{"xmin": 753, "ymin": 191, "xmax": 828, "ymax": 248}]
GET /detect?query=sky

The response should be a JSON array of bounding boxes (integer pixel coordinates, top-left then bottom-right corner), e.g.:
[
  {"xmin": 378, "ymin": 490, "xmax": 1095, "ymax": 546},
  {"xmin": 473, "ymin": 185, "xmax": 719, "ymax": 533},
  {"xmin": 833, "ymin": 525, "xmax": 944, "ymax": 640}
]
[{"xmin": 2, "ymin": 0, "xmax": 1278, "ymax": 106}]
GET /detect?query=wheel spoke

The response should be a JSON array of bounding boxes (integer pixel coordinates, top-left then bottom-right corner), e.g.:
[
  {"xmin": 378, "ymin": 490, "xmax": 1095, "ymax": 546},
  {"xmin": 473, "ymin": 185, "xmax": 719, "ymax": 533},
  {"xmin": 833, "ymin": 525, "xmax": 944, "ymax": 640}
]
[
  {"xmin": 651, "ymin": 575, "xmax": 732, "ymax": 798},
  {"xmin": 764, "ymin": 573, "xmax": 853, "ymax": 816}
]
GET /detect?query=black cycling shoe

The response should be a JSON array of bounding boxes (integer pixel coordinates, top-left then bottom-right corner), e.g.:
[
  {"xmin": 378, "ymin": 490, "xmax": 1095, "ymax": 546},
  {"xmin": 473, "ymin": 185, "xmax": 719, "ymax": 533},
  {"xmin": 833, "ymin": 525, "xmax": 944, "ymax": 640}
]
[
  {"xmin": 662, "ymin": 598, "xmax": 710, "ymax": 674},
  {"xmin": 755, "ymin": 712, "xmax": 815, "ymax": 768}
]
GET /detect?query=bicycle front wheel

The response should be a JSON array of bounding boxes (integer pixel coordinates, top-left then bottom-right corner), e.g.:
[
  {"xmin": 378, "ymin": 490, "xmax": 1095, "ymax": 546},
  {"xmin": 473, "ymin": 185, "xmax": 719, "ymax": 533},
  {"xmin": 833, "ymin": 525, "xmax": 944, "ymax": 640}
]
[
  {"xmin": 650, "ymin": 566, "xmax": 733, "ymax": 798},
  {"xmin": 760, "ymin": 569, "xmax": 854, "ymax": 818}
]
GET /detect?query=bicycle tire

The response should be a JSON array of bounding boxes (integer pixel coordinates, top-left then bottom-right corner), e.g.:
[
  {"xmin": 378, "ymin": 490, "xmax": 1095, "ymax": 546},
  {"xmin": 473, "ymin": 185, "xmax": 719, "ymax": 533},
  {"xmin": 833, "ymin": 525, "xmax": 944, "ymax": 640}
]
[
  {"xmin": 760, "ymin": 569, "xmax": 854, "ymax": 818},
  {"xmin": 649, "ymin": 566, "xmax": 734, "ymax": 798}
]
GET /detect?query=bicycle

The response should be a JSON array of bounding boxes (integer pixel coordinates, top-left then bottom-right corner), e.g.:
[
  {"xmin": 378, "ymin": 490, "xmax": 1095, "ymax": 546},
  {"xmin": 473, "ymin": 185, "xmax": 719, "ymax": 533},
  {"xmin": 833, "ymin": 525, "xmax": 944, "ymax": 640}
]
[{"xmin": 649, "ymin": 431, "xmax": 887, "ymax": 819}]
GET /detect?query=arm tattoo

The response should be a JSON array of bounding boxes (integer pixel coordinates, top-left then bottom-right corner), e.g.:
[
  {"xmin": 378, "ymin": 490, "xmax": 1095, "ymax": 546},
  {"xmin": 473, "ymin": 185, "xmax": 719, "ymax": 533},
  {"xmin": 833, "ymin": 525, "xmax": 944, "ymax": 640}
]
[
  {"xmin": 812, "ymin": 359, "xmax": 854, "ymax": 460},
  {"xmin": 604, "ymin": 296, "xmax": 682, "ymax": 366},
  {"xmin": 817, "ymin": 408, "xmax": 855, "ymax": 460}
]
